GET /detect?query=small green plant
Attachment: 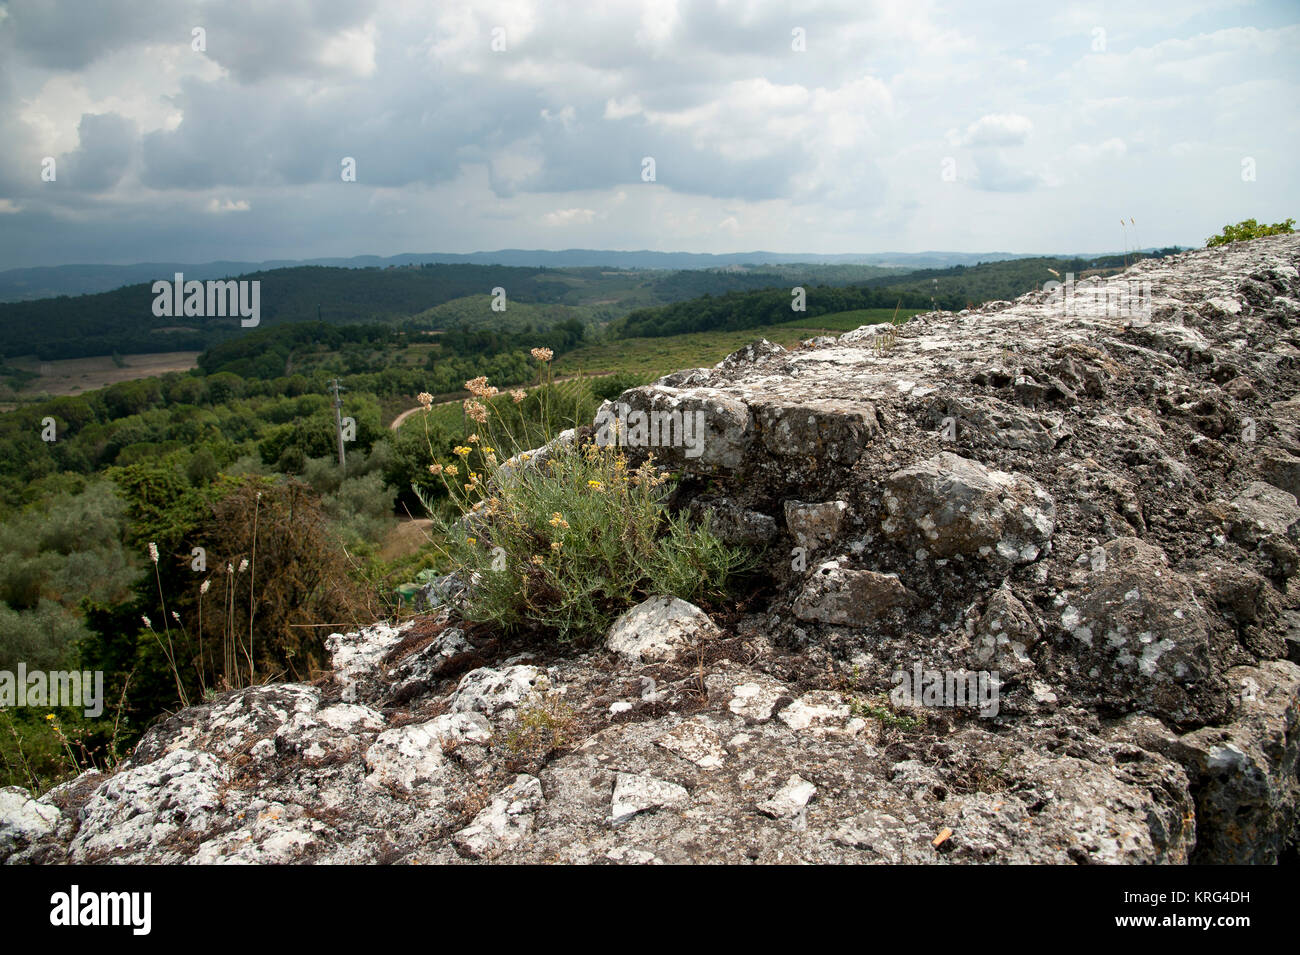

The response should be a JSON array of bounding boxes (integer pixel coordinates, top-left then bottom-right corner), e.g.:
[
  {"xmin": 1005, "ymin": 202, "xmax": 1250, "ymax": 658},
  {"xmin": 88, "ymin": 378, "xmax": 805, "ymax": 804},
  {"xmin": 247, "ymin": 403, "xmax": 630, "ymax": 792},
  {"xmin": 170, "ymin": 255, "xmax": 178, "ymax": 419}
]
[
  {"xmin": 497, "ymin": 682, "xmax": 577, "ymax": 760},
  {"xmin": 1206, "ymin": 217, "xmax": 1295, "ymax": 247},
  {"xmin": 416, "ymin": 354, "xmax": 751, "ymax": 644},
  {"xmin": 829, "ymin": 663, "xmax": 926, "ymax": 730},
  {"xmin": 847, "ymin": 694, "xmax": 927, "ymax": 730}
]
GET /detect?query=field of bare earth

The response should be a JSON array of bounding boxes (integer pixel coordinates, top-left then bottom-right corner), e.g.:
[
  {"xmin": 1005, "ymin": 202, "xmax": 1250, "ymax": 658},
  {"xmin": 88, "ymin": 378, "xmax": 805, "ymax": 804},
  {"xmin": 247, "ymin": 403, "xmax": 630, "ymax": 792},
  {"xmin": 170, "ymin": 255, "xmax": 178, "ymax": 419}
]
[{"xmin": 9, "ymin": 351, "xmax": 201, "ymax": 397}]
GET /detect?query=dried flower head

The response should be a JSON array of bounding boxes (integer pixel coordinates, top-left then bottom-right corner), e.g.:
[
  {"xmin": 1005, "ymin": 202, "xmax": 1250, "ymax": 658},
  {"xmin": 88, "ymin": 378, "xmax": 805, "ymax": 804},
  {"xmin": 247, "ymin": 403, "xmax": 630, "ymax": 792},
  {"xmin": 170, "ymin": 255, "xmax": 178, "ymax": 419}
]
[
  {"xmin": 530, "ymin": 347, "xmax": 553, "ymax": 363},
  {"xmin": 464, "ymin": 376, "xmax": 495, "ymax": 398},
  {"xmin": 417, "ymin": 392, "xmax": 434, "ymax": 409},
  {"xmin": 464, "ymin": 399, "xmax": 489, "ymax": 424},
  {"xmin": 148, "ymin": 542, "xmax": 159, "ymax": 563},
  {"xmin": 511, "ymin": 389, "xmax": 526, "ymax": 403}
]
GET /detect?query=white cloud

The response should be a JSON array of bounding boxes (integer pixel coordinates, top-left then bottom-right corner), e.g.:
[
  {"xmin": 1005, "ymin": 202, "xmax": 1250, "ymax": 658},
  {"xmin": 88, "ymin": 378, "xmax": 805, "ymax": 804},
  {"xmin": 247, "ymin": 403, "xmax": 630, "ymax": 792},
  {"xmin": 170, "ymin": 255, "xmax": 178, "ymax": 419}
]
[
  {"xmin": 206, "ymin": 198, "xmax": 251, "ymax": 213},
  {"xmin": 1069, "ymin": 138, "xmax": 1128, "ymax": 162},
  {"xmin": 319, "ymin": 21, "xmax": 379, "ymax": 77},
  {"xmin": 542, "ymin": 207, "xmax": 597, "ymax": 226},
  {"xmin": 958, "ymin": 113, "xmax": 1034, "ymax": 148}
]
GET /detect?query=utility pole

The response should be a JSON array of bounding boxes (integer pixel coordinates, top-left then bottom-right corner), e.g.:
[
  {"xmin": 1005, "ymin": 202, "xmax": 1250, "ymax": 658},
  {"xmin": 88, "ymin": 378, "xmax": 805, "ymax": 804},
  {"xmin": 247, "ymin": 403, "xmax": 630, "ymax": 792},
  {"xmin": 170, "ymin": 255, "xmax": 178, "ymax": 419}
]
[{"xmin": 329, "ymin": 378, "xmax": 347, "ymax": 472}]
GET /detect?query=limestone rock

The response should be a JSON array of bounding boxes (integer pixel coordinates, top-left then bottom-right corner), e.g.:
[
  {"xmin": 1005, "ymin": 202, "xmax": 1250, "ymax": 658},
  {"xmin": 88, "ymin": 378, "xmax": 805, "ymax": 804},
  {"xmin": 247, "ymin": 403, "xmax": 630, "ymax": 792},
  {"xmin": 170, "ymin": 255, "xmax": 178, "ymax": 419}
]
[
  {"xmin": 610, "ymin": 773, "xmax": 689, "ymax": 827},
  {"xmin": 784, "ymin": 500, "xmax": 848, "ymax": 549},
  {"xmin": 880, "ymin": 452, "xmax": 1055, "ymax": 565},
  {"xmin": 655, "ymin": 720, "xmax": 729, "ymax": 769},
  {"xmin": 0, "ymin": 787, "xmax": 60, "ymax": 858},
  {"xmin": 1056, "ymin": 537, "xmax": 1224, "ymax": 728},
  {"xmin": 972, "ymin": 587, "xmax": 1039, "ymax": 673},
  {"xmin": 793, "ymin": 559, "xmax": 913, "ymax": 626},
  {"xmin": 364, "ymin": 713, "xmax": 490, "ymax": 796},
  {"xmin": 448, "ymin": 665, "xmax": 543, "ymax": 715},
  {"xmin": 757, "ymin": 774, "xmax": 817, "ymax": 822},
  {"xmin": 453, "ymin": 774, "xmax": 544, "ymax": 859},
  {"xmin": 605, "ymin": 596, "xmax": 719, "ymax": 665}
]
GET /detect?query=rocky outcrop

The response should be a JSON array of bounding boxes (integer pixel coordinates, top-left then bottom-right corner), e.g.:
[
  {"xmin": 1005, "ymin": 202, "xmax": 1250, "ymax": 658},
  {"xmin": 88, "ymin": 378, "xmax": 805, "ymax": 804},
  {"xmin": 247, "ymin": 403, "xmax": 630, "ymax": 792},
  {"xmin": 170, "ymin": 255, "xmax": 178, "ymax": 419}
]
[{"xmin": 5, "ymin": 235, "xmax": 1300, "ymax": 865}]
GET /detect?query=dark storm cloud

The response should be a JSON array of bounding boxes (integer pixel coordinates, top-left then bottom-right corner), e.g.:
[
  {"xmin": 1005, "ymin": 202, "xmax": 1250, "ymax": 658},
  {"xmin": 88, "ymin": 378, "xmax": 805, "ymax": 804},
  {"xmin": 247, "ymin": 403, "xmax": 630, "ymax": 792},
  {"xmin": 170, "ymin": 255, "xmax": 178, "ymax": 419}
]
[{"xmin": 1, "ymin": 0, "xmax": 182, "ymax": 70}]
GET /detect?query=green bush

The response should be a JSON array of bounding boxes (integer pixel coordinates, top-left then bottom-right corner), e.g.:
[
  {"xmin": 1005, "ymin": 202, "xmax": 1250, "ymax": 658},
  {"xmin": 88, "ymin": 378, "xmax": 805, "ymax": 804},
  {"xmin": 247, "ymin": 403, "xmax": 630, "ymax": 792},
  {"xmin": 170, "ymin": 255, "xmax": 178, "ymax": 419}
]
[
  {"xmin": 436, "ymin": 441, "xmax": 749, "ymax": 643},
  {"xmin": 590, "ymin": 373, "xmax": 645, "ymax": 403},
  {"xmin": 422, "ymin": 365, "xmax": 751, "ymax": 643},
  {"xmin": 1206, "ymin": 217, "xmax": 1295, "ymax": 247}
]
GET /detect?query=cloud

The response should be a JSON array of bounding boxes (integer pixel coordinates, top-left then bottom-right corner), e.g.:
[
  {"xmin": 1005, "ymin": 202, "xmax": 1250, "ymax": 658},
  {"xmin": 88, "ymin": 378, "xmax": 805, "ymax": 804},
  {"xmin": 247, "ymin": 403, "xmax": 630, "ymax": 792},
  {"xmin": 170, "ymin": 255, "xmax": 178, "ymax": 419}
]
[
  {"xmin": 0, "ymin": 0, "xmax": 1297, "ymax": 266},
  {"xmin": 970, "ymin": 152, "xmax": 1045, "ymax": 193},
  {"xmin": 206, "ymin": 197, "xmax": 250, "ymax": 212},
  {"xmin": 957, "ymin": 113, "xmax": 1034, "ymax": 148},
  {"xmin": 60, "ymin": 112, "xmax": 138, "ymax": 192},
  {"xmin": 542, "ymin": 207, "xmax": 597, "ymax": 226},
  {"xmin": 1068, "ymin": 138, "xmax": 1128, "ymax": 162}
]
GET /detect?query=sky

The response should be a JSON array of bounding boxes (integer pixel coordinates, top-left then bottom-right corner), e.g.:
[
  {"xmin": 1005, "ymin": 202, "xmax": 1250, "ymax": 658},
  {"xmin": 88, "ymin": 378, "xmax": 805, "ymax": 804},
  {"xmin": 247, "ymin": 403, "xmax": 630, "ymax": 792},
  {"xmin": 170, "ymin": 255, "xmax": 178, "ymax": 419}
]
[{"xmin": 0, "ymin": 0, "xmax": 1297, "ymax": 268}]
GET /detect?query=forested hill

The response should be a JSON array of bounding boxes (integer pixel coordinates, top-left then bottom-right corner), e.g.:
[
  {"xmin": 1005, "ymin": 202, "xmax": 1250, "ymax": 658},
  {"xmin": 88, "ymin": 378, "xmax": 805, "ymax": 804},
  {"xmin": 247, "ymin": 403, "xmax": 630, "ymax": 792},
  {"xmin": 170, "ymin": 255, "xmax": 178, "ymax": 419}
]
[
  {"xmin": 0, "ymin": 249, "xmax": 1180, "ymax": 361},
  {"xmin": 614, "ymin": 249, "xmax": 1181, "ymax": 338},
  {"xmin": 0, "ymin": 264, "xmax": 571, "ymax": 361},
  {"xmin": 0, "ymin": 261, "xmax": 898, "ymax": 362}
]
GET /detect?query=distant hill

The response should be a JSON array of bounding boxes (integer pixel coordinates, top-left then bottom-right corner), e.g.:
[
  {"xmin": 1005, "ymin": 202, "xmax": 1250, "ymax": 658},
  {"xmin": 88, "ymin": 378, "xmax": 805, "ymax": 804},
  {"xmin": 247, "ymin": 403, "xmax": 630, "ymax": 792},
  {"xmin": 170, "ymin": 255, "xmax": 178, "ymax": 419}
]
[
  {"xmin": 0, "ymin": 260, "xmax": 895, "ymax": 361},
  {"xmin": 0, "ymin": 248, "xmax": 1185, "ymax": 362},
  {"xmin": 0, "ymin": 248, "xmax": 1154, "ymax": 303},
  {"xmin": 614, "ymin": 249, "xmax": 1184, "ymax": 339}
]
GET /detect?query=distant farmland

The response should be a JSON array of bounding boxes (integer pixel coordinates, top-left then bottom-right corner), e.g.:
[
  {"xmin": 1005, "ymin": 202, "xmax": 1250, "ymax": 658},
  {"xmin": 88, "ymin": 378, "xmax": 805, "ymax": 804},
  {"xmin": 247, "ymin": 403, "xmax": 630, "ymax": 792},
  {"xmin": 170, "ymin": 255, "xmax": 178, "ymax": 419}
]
[{"xmin": 9, "ymin": 351, "xmax": 201, "ymax": 398}]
